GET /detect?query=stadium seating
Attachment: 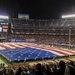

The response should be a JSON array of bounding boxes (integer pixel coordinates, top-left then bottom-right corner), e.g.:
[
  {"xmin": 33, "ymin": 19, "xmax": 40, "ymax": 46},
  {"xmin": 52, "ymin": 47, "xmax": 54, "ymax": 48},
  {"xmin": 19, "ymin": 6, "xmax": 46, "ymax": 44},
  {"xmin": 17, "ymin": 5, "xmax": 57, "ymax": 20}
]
[
  {"xmin": 10, "ymin": 18, "xmax": 75, "ymax": 46},
  {"xmin": 11, "ymin": 18, "xmax": 75, "ymax": 28}
]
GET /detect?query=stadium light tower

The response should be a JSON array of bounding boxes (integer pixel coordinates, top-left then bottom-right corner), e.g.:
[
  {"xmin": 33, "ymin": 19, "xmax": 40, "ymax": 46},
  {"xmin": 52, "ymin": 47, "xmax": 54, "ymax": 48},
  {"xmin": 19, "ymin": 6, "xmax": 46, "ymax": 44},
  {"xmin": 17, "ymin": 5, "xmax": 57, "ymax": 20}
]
[
  {"xmin": 61, "ymin": 14, "xmax": 74, "ymax": 49},
  {"xmin": 0, "ymin": 15, "xmax": 9, "ymax": 19},
  {"xmin": 62, "ymin": 14, "xmax": 75, "ymax": 18}
]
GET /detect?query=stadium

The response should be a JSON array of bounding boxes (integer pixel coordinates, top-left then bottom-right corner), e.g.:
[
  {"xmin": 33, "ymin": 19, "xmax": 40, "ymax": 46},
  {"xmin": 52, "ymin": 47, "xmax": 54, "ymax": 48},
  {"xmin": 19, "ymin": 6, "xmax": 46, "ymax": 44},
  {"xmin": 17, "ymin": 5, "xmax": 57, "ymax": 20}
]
[
  {"xmin": 0, "ymin": 12, "xmax": 75, "ymax": 67},
  {"xmin": 0, "ymin": 0, "xmax": 75, "ymax": 75}
]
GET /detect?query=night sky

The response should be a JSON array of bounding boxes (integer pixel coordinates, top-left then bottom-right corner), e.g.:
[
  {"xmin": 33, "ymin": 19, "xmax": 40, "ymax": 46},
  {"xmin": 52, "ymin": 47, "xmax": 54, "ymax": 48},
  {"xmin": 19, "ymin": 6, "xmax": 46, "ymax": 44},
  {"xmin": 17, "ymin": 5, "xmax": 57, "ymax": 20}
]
[{"xmin": 0, "ymin": 0, "xmax": 75, "ymax": 19}]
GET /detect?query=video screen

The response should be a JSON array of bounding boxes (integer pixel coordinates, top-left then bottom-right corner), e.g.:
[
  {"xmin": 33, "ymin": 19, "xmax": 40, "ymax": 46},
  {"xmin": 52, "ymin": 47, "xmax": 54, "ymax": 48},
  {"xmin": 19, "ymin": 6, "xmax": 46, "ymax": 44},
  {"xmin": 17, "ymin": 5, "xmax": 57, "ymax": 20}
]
[{"xmin": 0, "ymin": 26, "xmax": 2, "ymax": 32}]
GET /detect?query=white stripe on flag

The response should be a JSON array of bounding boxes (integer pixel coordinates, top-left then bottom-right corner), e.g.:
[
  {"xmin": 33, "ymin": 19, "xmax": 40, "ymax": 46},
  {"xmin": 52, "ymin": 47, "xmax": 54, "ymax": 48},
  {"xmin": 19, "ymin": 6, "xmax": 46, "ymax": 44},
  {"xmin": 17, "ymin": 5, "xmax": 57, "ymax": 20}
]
[
  {"xmin": 11, "ymin": 43, "xmax": 23, "ymax": 48},
  {"xmin": 51, "ymin": 49, "xmax": 73, "ymax": 55},
  {"xmin": 0, "ymin": 47, "xmax": 5, "ymax": 50},
  {"xmin": 4, "ymin": 44, "xmax": 15, "ymax": 48}
]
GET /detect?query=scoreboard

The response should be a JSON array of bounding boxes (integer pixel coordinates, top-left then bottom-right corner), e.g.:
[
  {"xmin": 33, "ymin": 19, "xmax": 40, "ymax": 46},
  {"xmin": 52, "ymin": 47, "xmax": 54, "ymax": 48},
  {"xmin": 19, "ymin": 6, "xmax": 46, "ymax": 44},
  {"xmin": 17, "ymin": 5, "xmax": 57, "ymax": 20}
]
[
  {"xmin": 0, "ymin": 19, "xmax": 8, "ymax": 33},
  {"xmin": 0, "ymin": 12, "xmax": 9, "ymax": 40},
  {"xmin": 0, "ymin": 12, "xmax": 9, "ymax": 33},
  {"xmin": 0, "ymin": 26, "xmax": 2, "ymax": 32}
]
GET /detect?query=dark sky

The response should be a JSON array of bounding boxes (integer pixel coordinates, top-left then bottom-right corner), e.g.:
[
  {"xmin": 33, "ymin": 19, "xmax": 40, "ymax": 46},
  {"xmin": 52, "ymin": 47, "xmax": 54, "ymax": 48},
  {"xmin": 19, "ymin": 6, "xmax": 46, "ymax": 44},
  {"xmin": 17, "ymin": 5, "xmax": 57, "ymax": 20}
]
[{"xmin": 0, "ymin": 0, "xmax": 75, "ymax": 19}]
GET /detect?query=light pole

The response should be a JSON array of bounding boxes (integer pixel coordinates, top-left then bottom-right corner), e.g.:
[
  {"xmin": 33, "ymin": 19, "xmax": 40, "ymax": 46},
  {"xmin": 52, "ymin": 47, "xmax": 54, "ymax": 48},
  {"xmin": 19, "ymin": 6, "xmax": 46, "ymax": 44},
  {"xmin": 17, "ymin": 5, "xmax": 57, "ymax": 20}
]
[
  {"xmin": 69, "ymin": 28, "xmax": 71, "ymax": 49},
  {"xmin": 61, "ymin": 14, "xmax": 74, "ymax": 50}
]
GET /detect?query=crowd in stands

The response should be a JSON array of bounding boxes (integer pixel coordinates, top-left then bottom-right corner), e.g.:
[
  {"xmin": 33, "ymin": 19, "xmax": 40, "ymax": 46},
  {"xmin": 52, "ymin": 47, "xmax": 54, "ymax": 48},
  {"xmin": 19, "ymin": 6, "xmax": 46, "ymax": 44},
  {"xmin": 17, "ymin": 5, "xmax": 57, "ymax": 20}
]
[
  {"xmin": 0, "ymin": 33, "xmax": 6, "ymax": 39},
  {"xmin": 0, "ymin": 60, "xmax": 75, "ymax": 75},
  {"xmin": 11, "ymin": 18, "xmax": 75, "ymax": 36},
  {"xmin": 9, "ymin": 18, "xmax": 75, "ymax": 45},
  {"xmin": 12, "ymin": 18, "xmax": 75, "ymax": 28},
  {"xmin": 8, "ymin": 34, "xmax": 75, "ymax": 45}
]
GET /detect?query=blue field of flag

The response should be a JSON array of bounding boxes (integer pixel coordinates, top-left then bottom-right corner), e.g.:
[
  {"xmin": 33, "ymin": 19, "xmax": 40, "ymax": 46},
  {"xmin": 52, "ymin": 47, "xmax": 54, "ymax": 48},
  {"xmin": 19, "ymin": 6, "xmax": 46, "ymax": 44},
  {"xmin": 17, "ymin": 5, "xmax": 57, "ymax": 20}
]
[{"xmin": 0, "ymin": 48, "xmax": 58, "ymax": 61}]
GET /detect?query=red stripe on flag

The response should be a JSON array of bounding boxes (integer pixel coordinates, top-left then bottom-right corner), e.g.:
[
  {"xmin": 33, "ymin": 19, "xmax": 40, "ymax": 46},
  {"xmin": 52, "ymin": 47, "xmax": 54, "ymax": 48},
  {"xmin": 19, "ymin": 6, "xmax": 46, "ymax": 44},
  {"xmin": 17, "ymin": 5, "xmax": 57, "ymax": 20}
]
[
  {"xmin": 8, "ymin": 44, "xmax": 19, "ymax": 48},
  {"xmin": 16, "ymin": 43, "xmax": 28, "ymax": 48},
  {"xmin": 0, "ymin": 44, "xmax": 10, "ymax": 49}
]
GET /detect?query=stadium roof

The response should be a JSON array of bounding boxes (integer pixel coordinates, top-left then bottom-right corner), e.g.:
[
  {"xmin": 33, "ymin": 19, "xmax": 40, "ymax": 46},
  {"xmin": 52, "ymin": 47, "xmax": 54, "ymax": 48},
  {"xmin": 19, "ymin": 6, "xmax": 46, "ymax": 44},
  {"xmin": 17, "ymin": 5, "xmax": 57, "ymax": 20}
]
[{"xmin": 0, "ymin": 0, "xmax": 75, "ymax": 19}]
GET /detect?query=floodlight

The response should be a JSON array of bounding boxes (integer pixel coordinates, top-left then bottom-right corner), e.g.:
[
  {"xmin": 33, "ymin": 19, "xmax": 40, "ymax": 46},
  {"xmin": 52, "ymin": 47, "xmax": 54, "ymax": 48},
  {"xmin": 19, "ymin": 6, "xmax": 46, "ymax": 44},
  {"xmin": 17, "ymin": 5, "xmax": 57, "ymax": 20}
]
[
  {"xmin": 62, "ymin": 14, "xmax": 75, "ymax": 18},
  {"xmin": 0, "ymin": 15, "xmax": 9, "ymax": 19}
]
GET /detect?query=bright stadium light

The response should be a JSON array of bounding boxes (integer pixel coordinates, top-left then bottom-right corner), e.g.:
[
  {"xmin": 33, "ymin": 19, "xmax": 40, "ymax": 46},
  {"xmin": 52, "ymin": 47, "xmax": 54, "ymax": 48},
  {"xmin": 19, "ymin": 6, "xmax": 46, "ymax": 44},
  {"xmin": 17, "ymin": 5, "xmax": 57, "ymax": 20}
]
[
  {"xmin": 62, "ymin": 14, "xmax": 75, "ymax": 18},
  {"xmin": 0, "ymin": 15, "xmax": 9, "ymax": 19}
]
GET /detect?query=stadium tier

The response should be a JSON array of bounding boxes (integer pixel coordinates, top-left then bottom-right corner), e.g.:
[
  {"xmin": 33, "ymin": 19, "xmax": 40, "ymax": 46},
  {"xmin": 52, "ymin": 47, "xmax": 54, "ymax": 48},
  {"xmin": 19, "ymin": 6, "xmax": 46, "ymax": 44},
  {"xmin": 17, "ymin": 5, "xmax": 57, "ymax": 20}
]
[
  {"xmin": 0, "ymin": 42, "xmax": 75, "ymax": 61},
  {"xmin": 6, "ymin": 18, "xmax": 75, "ymax": 45},
  {"xmin": 11, "ymin": 18, "xmax": 75, "ymax": 28}
]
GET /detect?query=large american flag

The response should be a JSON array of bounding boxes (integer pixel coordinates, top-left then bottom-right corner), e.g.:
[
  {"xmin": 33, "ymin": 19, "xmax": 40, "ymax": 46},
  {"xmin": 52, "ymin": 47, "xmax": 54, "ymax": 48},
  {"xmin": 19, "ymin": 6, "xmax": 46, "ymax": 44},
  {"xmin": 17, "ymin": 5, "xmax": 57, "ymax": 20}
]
[{"xmin": 0, "ymin": 42, "xmax": 75, "ymax": 61}]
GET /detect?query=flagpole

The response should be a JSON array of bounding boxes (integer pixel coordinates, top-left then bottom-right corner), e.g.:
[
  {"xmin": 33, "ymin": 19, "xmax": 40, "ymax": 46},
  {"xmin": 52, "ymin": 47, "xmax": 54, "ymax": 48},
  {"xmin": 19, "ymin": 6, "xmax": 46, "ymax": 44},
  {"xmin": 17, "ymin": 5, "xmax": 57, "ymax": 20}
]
[{"xmin": 69, "ymin": 28, "xmax": 71, "ymax": 49}]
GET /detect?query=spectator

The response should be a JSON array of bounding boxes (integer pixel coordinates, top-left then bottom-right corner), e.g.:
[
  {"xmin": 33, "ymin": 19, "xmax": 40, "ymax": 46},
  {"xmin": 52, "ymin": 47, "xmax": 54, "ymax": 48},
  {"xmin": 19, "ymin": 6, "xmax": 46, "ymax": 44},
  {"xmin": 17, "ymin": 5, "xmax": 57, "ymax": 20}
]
[{"xmin": 56, "ymin": 60, "xmax": 66, "ymax": 75}]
